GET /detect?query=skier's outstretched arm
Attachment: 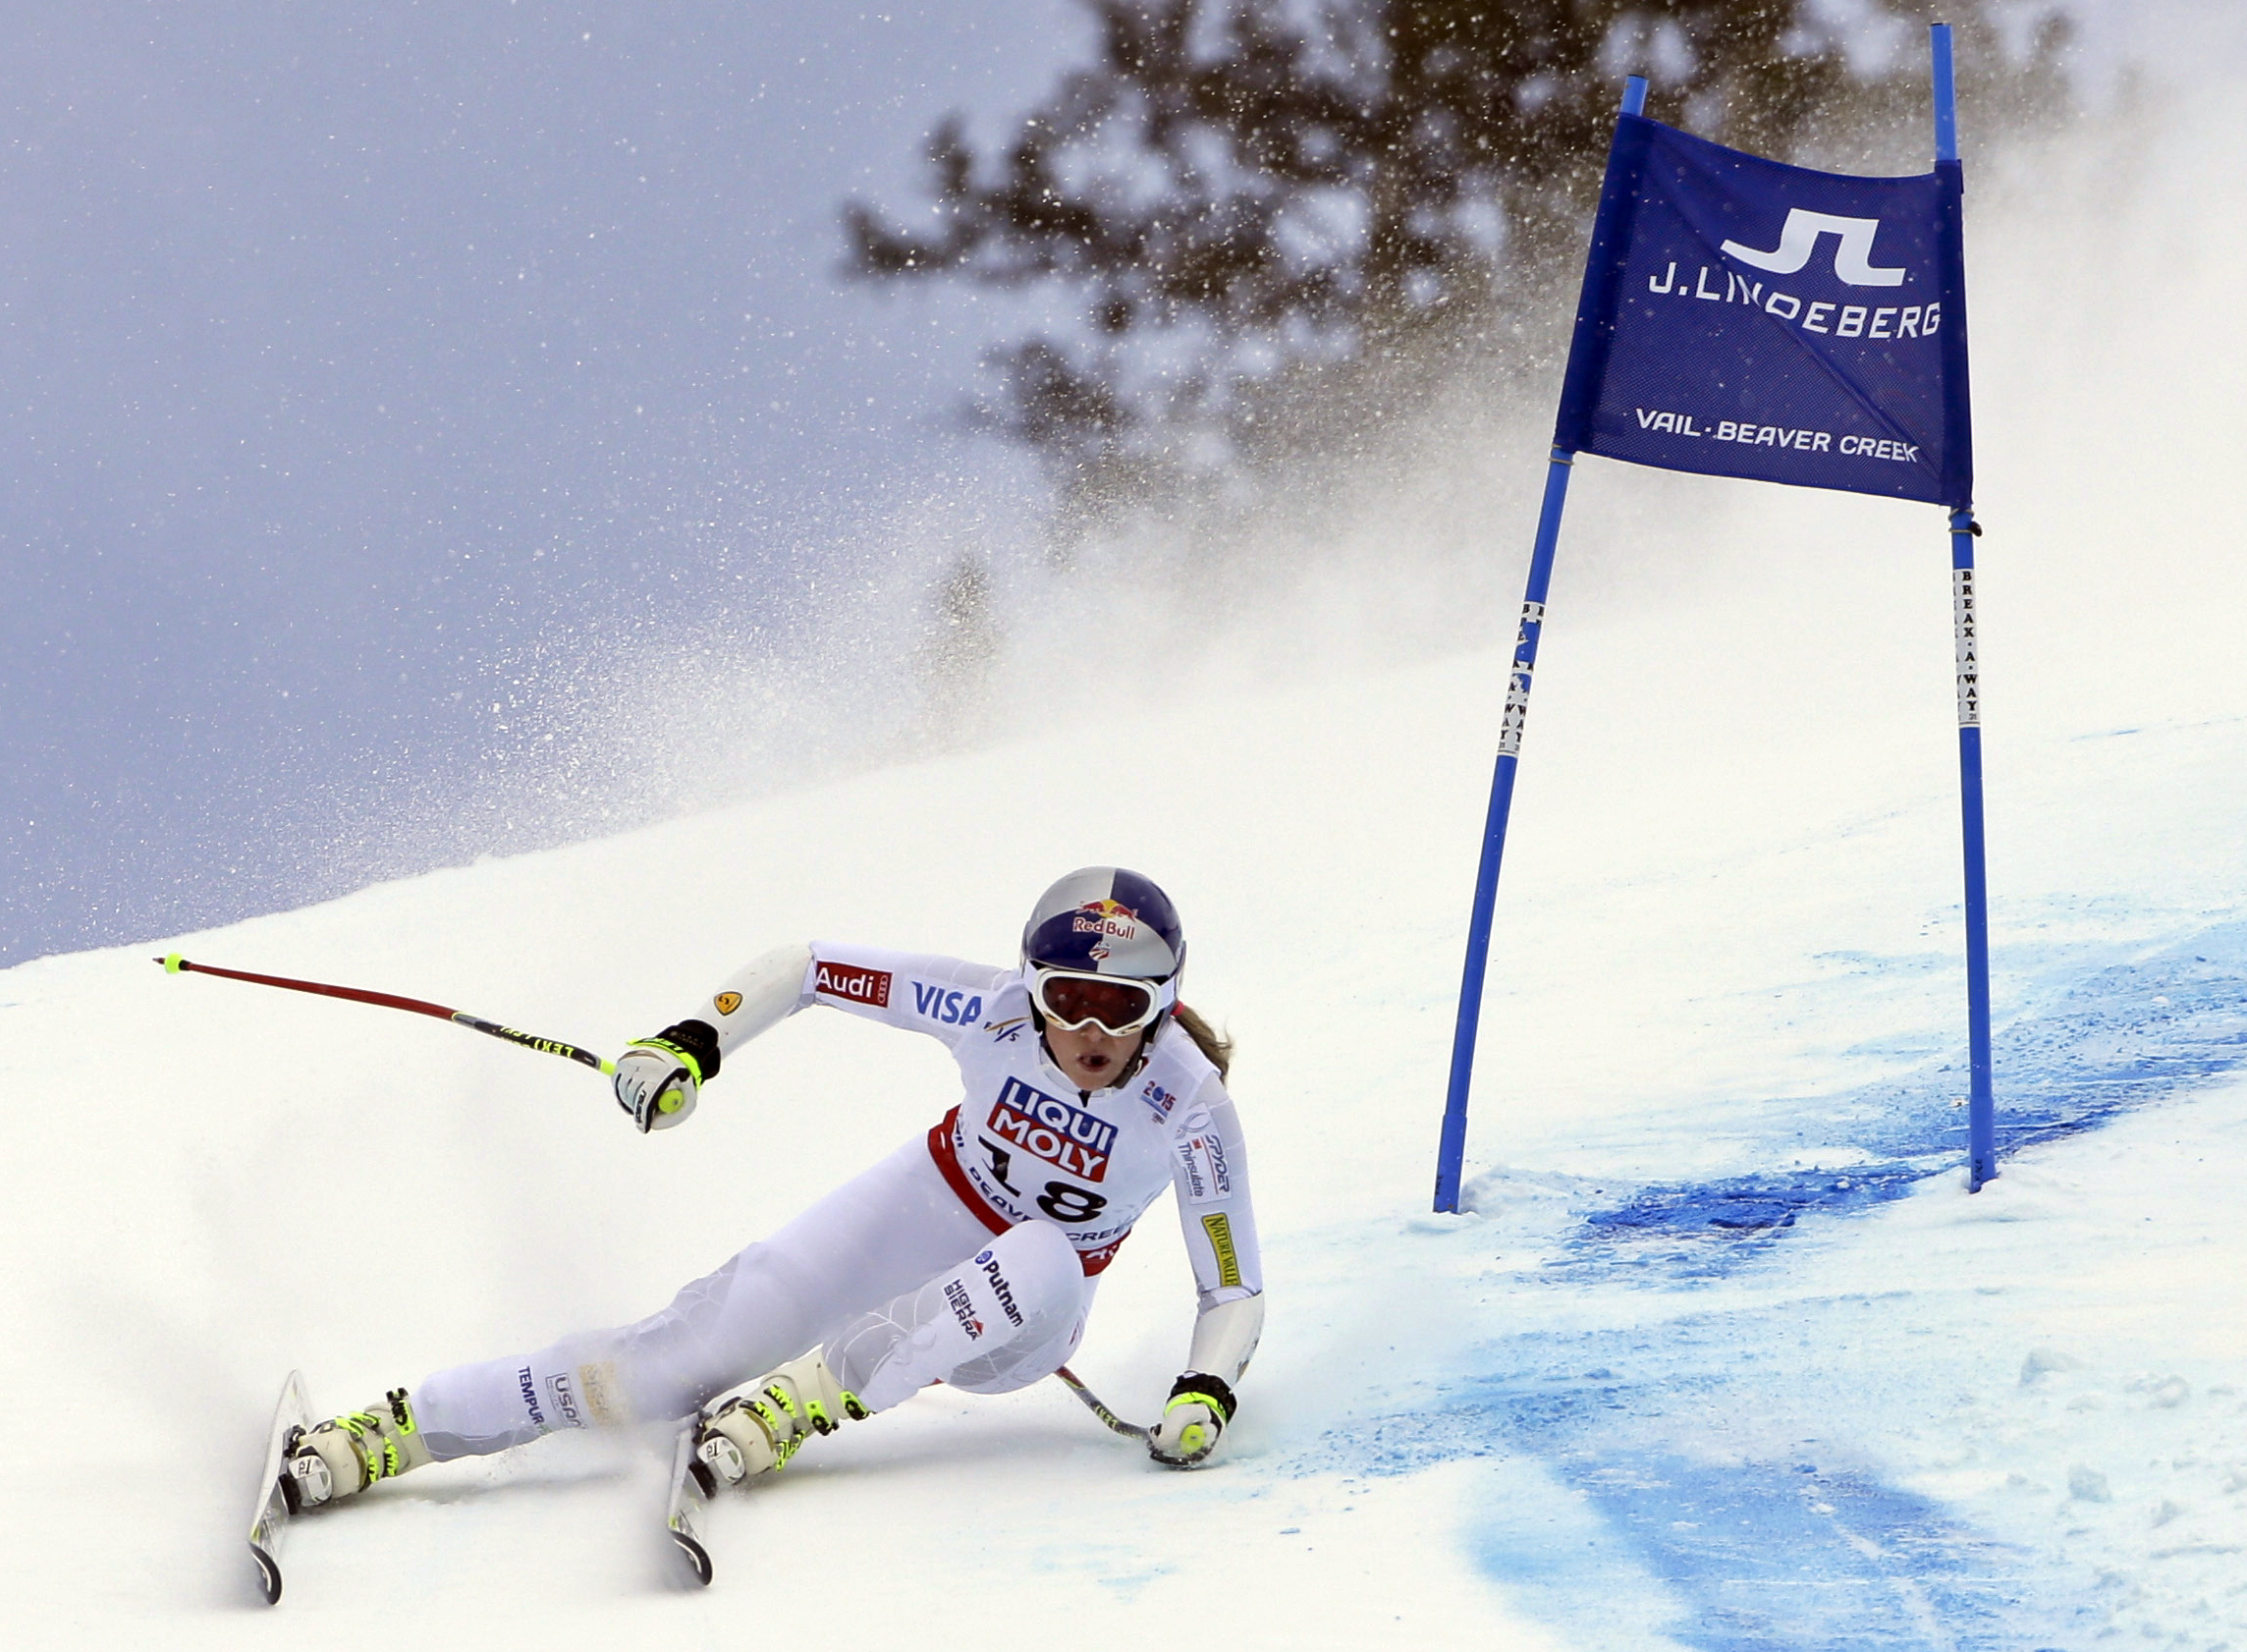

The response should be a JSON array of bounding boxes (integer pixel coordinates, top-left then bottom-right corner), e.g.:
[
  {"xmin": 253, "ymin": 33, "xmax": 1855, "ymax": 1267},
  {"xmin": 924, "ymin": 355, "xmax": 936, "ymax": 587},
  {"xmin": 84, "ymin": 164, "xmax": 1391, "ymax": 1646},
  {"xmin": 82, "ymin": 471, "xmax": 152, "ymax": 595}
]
[{"xmin": 611, "ymin": 942, "xmax": 1010, "ymax": 1131}]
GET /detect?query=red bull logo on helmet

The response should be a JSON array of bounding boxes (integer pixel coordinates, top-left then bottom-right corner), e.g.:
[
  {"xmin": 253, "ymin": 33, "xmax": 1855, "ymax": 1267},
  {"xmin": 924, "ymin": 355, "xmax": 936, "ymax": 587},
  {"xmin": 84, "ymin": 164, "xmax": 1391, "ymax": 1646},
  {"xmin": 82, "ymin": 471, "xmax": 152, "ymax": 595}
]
[{"xmin": 1071, "ymin": 898, "xmax": 1141, "ymax": 943}]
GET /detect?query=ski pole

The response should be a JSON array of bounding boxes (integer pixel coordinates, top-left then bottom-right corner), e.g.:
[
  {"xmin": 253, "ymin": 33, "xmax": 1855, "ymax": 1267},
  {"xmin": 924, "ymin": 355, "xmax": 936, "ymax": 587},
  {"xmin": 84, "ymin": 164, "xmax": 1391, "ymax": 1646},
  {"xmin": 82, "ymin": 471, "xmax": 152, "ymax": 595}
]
[
  {"xmin": 154, "ymin": 954, "xmax": 617, "ymax": 1075},
  {"xmin": 1053, "ymin": 1366, "xmax": 1149, "ymax": 1442}
]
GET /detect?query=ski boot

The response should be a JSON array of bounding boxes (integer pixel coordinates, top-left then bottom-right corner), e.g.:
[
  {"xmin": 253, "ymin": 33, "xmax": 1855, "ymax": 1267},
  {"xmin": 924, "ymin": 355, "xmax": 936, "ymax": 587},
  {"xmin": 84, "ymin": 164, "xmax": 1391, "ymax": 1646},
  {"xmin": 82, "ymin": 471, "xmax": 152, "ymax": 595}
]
[
  {"xmin": 282, "ymin": 1388, "xmax": 432, "ymax": 1512},
  {"xmin": 691, "ymin": 1350, "xmax": 867, "ymax": 1492}
]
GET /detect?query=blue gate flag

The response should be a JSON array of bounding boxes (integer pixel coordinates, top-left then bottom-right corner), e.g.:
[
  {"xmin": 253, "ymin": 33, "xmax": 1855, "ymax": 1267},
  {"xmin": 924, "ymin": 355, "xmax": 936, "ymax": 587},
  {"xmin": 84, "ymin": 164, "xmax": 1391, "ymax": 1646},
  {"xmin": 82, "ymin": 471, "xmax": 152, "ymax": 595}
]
[{"xmin": 1555, "ymin": 114, "xmax": 1972, "ymax": 508}]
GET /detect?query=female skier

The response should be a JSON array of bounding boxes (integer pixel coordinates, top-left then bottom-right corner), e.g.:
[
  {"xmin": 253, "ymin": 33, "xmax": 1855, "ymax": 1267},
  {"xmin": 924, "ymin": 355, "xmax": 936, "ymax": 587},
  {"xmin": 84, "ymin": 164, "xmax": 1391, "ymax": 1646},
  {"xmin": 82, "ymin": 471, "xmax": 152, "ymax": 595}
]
[{"xmin": 281, "ymin": 867, "xmax": 1263, "ymax": 1509}]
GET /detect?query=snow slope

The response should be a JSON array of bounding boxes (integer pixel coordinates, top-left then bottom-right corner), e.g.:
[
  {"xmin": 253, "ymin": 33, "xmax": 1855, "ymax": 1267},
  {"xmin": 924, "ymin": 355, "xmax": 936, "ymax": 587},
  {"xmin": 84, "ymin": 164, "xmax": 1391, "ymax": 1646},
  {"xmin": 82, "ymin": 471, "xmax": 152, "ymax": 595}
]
[
  {"xmin": 6, "ymin": 43, "xmax": 2247, "ymax": 1652},
  {"xmin": 3, "ymin": 610, "xmax": 2244, "ymax": 1648}
]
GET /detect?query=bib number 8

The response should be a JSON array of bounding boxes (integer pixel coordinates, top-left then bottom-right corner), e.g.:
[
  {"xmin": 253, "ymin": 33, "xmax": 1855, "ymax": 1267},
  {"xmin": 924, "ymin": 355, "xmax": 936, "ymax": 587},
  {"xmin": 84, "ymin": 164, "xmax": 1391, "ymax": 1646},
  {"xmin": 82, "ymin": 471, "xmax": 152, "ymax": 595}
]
[{"xmin": 1036, "ymin": 1182, "xmax": 1109, "ymax": 1224}]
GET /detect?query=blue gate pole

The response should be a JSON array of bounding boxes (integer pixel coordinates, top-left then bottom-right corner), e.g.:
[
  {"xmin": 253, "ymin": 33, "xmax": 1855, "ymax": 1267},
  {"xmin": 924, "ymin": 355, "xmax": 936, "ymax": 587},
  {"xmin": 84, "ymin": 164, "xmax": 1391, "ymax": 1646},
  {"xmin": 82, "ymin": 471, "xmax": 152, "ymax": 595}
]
[
  {"xmin": 1433, "ymin": 450, "xmax": 1575, "ymax": 1212},
  {"xmin": 1433, "ymin": 75, "xmax": 1646, "ymax": 1214},
  {"xmin": 1933, "ymin": 24, "xmax": 1996, "ymax": 1189},
  {"xmin": 1952, "ymin": 514, "xmax": 1996, "ymax": 1190},
  {"xmin": 1932, "ymin": 23, "xmax": 1958, "ymax": 160}
]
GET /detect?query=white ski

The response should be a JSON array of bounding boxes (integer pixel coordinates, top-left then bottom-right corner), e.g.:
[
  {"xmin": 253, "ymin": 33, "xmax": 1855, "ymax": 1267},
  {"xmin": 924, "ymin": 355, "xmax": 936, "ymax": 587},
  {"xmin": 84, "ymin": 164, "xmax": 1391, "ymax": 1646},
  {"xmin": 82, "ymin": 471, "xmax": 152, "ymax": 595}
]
[
  {"xmin": 248, "ymin": 1370, "xmax": 314, "ymax": 1604},
  {"xmin": 665, "ymin": 1424, "xmax": 714, "ymax": 1586}
]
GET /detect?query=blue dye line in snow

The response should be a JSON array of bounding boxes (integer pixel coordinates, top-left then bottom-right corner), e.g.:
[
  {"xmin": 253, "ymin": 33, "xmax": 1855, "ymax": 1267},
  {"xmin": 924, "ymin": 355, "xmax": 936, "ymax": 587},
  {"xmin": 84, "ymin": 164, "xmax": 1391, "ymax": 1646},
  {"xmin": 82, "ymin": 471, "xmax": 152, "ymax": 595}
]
[
  {"xmin": 1477, "ymin": 1343, "xmax": 2081, "ymax": 1651},
  {"xmin": 1310, "ymin": 1343, "xmax": 2094, "ymax": 1652},
  {"xmin": 1509, "ymin": 1452, "xmax": 2054, "ymax": 1652},
  {"xmin": 1549, "ymin": 918, "xmax": 2247, "ymax": 1280}
]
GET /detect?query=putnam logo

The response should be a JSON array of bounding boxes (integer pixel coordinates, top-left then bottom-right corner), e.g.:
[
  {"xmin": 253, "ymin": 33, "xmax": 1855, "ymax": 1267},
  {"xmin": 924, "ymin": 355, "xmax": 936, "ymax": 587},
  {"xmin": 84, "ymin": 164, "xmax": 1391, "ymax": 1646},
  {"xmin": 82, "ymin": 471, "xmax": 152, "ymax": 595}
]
[
  {"xmin": 714, "ymin": 992, "xmax": 742, "ymax": 1016},
  {"xmin": 1200, "ymin": 1213, "xmax": 1242, "ymax": 1289},
  {"xmin": 814, "ymin": 962, "xmax": 892, "ymax": 1009},
  {"xmin": 986, "ymin": 1076, "xmax": 1116, "ymax": 1183},
  {"xmin": 979, "ymin": 1252, "xmax": 1024, "ymax": 1327}
]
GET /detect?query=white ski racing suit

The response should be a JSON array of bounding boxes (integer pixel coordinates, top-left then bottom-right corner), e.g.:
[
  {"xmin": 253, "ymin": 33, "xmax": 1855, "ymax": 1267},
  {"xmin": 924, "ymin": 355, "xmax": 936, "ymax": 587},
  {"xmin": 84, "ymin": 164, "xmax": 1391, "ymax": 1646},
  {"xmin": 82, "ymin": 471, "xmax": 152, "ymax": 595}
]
[{"xmin": 412, "ymin": 943, "xmax": 1263, "ymax": 1459}]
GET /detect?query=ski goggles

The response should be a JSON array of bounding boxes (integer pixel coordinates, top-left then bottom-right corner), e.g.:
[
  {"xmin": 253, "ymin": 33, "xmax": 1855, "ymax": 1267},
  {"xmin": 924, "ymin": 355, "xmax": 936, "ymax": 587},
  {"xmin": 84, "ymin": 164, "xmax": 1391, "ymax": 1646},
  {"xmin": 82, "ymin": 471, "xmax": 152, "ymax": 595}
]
[{"xmin": 1030, "ymin": 966, "xmax": 1172, "ymax": 1035}]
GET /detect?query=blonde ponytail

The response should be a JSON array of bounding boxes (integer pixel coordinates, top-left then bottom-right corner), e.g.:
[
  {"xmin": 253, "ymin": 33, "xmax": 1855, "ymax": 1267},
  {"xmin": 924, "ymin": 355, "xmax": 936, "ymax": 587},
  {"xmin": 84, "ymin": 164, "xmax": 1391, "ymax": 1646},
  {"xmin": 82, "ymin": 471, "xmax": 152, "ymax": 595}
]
[{"xmin": 1173, "ymin": 1003, "xmax": 1233, "ymax": 1082}]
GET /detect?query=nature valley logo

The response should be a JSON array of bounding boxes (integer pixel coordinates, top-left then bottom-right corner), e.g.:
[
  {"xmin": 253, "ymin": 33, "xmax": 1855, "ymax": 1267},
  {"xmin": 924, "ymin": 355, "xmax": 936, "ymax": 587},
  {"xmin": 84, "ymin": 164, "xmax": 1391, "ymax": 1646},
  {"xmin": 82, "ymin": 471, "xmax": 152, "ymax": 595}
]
[
  {"xmin": 714, "ymin": 992, "xmax": 742, "ymax": 1016},
  {"xmin": 1200, "ymin": 1214, "xmax": 1241, "ymax": 1289}
]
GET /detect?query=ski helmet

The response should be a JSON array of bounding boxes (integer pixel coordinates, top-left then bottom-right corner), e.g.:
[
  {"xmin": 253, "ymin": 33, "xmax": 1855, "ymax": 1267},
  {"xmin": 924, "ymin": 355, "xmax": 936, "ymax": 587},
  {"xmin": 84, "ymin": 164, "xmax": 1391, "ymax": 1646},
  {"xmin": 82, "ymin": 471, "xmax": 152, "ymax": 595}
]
[{"xmin": 1020, "ymin": 867, "xmax": 1184, "ymax": 982}]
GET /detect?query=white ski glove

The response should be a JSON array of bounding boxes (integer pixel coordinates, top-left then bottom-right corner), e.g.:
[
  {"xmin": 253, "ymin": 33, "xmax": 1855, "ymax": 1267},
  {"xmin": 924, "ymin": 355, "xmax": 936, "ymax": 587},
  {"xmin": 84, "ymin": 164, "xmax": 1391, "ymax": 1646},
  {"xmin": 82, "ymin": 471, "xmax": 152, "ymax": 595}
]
[
  {"xmin": 1147, "ymin": 1373, "xmax": 1236, "ymax": 1468},
  {"xmin": 612, "ymin": 1022, "xmax": 717, "ymax": 1132}
]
